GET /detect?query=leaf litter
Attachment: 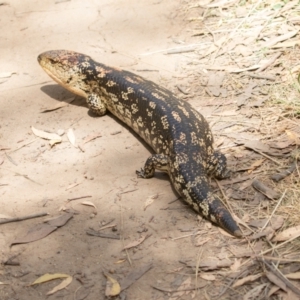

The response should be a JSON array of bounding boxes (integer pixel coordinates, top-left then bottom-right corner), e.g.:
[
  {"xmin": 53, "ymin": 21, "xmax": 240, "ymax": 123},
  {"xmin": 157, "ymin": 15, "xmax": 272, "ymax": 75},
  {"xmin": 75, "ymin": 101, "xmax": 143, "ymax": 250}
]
[
  {"xmin": 11, "ymin": 213, "xmax": 73, "ymax": 246},
  {"xmin": 162, "ymin": 1, "xmax": 300, "ymax": 298}
]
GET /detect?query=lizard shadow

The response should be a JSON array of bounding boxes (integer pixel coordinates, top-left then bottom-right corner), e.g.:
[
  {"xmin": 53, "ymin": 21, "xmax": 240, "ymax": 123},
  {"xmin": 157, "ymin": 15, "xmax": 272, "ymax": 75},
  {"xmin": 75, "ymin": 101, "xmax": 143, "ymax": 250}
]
[
  {"xmin": 40, "ymin": 83, "xmax": 170, "ymax": 184},
  {"xmin": 40, "ymin": 84, "xmax": 87, "ymax": 108},
  {"xmin": 40, "ymin": 84, "xmax": 204, "ymax": 219}
]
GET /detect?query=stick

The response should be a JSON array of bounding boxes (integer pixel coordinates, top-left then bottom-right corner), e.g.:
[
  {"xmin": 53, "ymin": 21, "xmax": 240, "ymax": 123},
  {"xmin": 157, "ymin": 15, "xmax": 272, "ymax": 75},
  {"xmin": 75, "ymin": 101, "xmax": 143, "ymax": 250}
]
[
  {"xmin": 243, "ymin": 72, "xmax": 276, "ymax": 81},
  {"xmin": 151, "ymin": 285, "xmax": 204, "ymax": 293},
  {"xmin": 68, "ymin": 195, "xmax": 92, "ymax": 201},
  {"xmin": 0, "ymin": 212, "xmax": 48, "ymax": 225},
  {"xmin": 86, "ymin": 229, "xmax": 120, "ymax": 240},
  {"xmin": 260, "ymin": 189, "xmax": 286, "ymax": 231},
  {"xmin": 258, "ymin": 258, "xmax": 300, "ymax": 296}
]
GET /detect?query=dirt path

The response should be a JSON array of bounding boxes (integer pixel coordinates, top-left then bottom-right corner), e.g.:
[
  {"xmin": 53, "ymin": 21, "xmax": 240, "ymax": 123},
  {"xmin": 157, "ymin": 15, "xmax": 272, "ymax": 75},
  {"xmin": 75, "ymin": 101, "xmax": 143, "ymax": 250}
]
[{"xmin": 0, "ymin": 1, "xmax": 200, "ymax": 299}]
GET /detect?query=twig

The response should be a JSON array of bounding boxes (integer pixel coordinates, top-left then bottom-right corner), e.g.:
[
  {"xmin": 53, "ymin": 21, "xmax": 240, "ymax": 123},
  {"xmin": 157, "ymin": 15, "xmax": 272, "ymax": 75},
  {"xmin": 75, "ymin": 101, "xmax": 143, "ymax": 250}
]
[
  {"xmin": 253, "ymin": 150, "xmax": 281, "ymax": 165},
  {"xmin": 5, "ymin": 152, "xmax": 17, "ymax": 165},
  {"xmin": 9, "ymin": 139, "xmax": 36, "ymax": 153},
  {"xmin": 86, "ymin": 229, "xmax": 120, "ymax": 240},
  {"xmin": 243, "ymin": 72, "xmax": 276, "ymax": 81},
  {"xmin": 98, "ymin": 224, "xmax": 117, "ymax": 231},
  {"xmin": 215, "ymin": 269, "xmax": 249, "ymax": 298},
  {"xmin": 172, "ymin": 231, "xmax": 201, "ymax": 241},
  {"xmin": 260, "ymin": 233, "xmax": 300, "ymax": 256},
  {"xmin": 119, "ymin": 189, "xmax": 138, "ymax": 194},
  {"xmin": 140, "ymin": 43, "xmax": 209, "ymax": 56},
  {"xmin": 256, "ymin": 255, "xmax": 300, "ymax": 264},
  {"xmin": 168, "ymin": 197, "xmax": 180, "ymax": 204},
  {"xmin": 68, "ymin": 195, "xmax": 92, "ymax": 201},
  {"xmin": 195, "ymin": 247, "xmax": 204, "ymax": 297},
  {"xmin": 214, "ymin": 179, "xmax": 234, "ymax": 215},
  {"xmin": 151, "ymin": 285, "xmax": 204, "ymax": 293},
  {"xmin": 0, "ymin": 212, "xmax": 48, "ymax": 225},
  {"xmin": 260, "ymin": 189, "xmax": 286, "ymax": 231},
  {"xmin": 99, "ymin": 218, "xmax": 115, "ymax": 227},
  {"xmin": 258, "ymin": 258, "xmax": 300, "ymax": 296},
  {"xmin": 119, "ymin": 201, "xmax": 132, "ymax": 266}
]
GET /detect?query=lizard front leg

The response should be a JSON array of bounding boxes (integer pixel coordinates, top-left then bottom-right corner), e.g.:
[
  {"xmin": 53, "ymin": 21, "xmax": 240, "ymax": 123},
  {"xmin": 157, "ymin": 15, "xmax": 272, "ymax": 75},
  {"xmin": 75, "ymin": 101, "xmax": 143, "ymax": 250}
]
[{"xmin": 87, "ymin": 93, "xmax": 107, "ymax": 116}]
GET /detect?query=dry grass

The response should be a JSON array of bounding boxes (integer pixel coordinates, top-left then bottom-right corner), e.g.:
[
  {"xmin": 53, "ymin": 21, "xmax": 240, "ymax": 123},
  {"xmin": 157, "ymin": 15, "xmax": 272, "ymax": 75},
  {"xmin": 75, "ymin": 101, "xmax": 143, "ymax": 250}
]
[{"xmin": 174, "ymin": 0, "xmax": 300, "ymax": 298}]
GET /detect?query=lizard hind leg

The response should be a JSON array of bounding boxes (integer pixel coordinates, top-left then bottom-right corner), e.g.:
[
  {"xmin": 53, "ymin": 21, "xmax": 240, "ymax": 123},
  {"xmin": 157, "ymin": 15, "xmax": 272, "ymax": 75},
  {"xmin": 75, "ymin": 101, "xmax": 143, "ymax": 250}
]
[
  {"xmin": 207, "ymin": 151, "xmax": 230, "ymax": 179},
  {"xmin": 136, "ymin": 154, "xmax": 169, "ymax": 179}
]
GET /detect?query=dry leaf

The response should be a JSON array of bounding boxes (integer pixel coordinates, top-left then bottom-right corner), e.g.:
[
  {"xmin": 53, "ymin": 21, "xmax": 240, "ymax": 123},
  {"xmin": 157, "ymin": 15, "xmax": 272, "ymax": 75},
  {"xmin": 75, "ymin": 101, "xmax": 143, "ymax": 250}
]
[
  {"xmin": 46, "ymin": 276, "xmax": 72, "ymax": 295},
  {"xmin": 114, "ymin": 259, "xmax": 126, "ymax": 264},
  {"xmin": 243, "ymin": 283, "xmax": 267, "ymax": 300},
  {"xmin": 271, "ymin": 40, "xmax": 300, "ymax": 49},
  {"xmin": 264, "ymin": 30, "xmax": 299, "ymax": 48},
  {"xmin": 122, "ymin": 235, "xmax": 147, "ymax": 251},
  {"xmin": 194, "ymin": 237, "xmax": 210, "ymax": 247},
  {"xmin": 285, "ymin": 130, "xmax": 300, "ymax": 145},
  {"xmin": 41, "ymin": 97, "xmax": 75, "ymax": 113},
  {"xmin": 81, "ymin": 201, "xmax": 97, "ymax": 211},
  {"xmin": 174, "ymin": 277, "xmax": 192, "ymax": 297},
  {"xmin": 49, "ymin": 139, "xmax": 62, "ymax": 147},
  {"xmin": 144, "ymin": 194, "xmax": 158, "ymax": 211},
  {"xmin": 268, "ymin": 285, "xmax": 280, "ymax": 298},
  {"xmin": 230, "ymin": 64, "xmax": 261, "ymax": 73},
  {"xmin": 272, "ymin": 225, "xmax": 300, "ymax": 242},
  {"xmin": 285, "ymin": 272, "xmax": 300, "ymax": 280},
  {"xmin": 229, "ymin": 242, "xmax": 263, "ymax": 258},
  {"xmin": 11, "ymin": 223, "xmax": 57, "ymax": 246},
  {"xmin": 31, "ymin": 126, "xmax": 62, "ymax": 141},
  {"xmin": 280, "ymin": 0, "xmax": 299, "ymax": 13},
  {"xmin": 67, "ymin": 128, "xmax": 76, "ymax": 147},
  {"xmin": 230, "ymin": 259, "xmax": 242, "ymax": 272},
  {"xmin": 120, "ymin": 263, "xmax": 152, "ymax": 291},
  {"xmin": 244, "ymin": 140, "xmax": 271, "ymax": 152},
  {"xmin": 266, "ymin": 271, "xmax": 287, "ymax": 292},
  {"xmin": 45, "ymin": 213, "xmax": 73, "ymax": 227},
  {"xmin": 66, "ymin": 182, "xmax": 81, "ymax": 190},
  {"xmin": 0, "ymin": 72, "xmax": 16, "ymax": 78},
  {"xmin": 183, "ymin": 258, "xmax": 233, "ymax": 271},
  {"xmin": 82, "ymin": 133, "xmax": 102, "ymax": 144},
  {"xmin": 200, "ymin": 273, "xmax": 215, "ymax": 281},
  {"xmin": 104, "ymin": 274, "xmax": 121, "ymax": 297},
  {"xmin": 30, "ymin": 273, "xmax": 70, "ymax": 285},
  {"xmin": 232, "ymin": 273, "xmax": 262, "ymax": 288},
  {"xmin": 248, "ymin": 159, "xmax": 265, "ymax": 173}
]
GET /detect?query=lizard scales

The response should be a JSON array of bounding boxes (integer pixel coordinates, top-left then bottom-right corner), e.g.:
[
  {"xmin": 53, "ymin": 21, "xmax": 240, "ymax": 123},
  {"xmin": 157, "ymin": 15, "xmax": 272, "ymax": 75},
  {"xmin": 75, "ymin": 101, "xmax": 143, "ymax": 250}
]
[{"xmin": 38, "ymin": 50, "xmax": 242, "ymax": 237}]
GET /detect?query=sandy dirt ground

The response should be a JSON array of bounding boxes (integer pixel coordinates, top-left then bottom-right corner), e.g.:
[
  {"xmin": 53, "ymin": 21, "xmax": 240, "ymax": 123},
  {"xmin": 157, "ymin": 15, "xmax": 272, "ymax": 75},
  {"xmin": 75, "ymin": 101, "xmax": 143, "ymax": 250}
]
[
  {"xmin": 0, "ymin": 1, "xmax": 206, "ymax": 299},
  {"xmin": 2, "ymin": 0, "xmax": 300, "ymax": 300}
]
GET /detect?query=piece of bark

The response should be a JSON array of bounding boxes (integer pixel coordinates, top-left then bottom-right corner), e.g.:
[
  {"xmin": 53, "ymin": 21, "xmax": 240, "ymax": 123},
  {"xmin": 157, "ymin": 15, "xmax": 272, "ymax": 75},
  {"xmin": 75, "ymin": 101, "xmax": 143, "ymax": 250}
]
[
  {"xmin": 252, "ymin": 180, "xmax": 280, "ymax": 200},
  {"xmin": 271, "ymin": 161, "xmax": 297, "ymax": 182}
]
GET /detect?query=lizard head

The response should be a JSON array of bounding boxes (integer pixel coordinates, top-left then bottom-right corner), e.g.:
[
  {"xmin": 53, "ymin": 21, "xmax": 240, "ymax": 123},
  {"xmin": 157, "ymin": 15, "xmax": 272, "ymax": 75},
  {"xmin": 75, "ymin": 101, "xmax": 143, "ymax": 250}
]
[{"xmin": 38, "ymin": 50, "xmax": 93, "ymax": 98}]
